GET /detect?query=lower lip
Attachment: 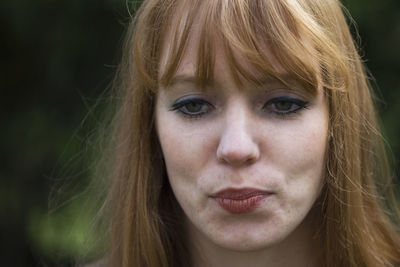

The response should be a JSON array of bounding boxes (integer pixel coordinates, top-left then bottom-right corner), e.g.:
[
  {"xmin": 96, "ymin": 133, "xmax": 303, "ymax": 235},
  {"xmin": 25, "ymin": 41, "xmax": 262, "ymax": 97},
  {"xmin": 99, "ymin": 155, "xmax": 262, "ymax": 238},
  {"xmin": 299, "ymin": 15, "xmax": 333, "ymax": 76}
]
[{"xmin": 213, "ymin": 195, "xmax": 268, "ymax": 214}]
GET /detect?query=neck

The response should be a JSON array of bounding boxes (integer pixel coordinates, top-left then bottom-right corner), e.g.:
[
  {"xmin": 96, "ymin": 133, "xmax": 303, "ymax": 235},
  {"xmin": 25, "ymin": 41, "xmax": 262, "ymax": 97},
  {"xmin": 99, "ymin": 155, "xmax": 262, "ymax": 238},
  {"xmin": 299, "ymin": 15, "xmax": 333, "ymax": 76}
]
[{"xmin": 188, "ymin": 213, "xmax": 321, "ymax": 267}]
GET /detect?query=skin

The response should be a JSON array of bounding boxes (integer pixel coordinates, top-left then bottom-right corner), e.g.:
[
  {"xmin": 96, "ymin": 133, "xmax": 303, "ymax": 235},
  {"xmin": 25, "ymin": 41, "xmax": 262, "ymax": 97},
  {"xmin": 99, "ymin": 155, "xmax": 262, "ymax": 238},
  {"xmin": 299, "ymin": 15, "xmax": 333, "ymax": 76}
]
[{"xmin": 155, "ymin": 22, "xmax": 328, "ymax": 267}]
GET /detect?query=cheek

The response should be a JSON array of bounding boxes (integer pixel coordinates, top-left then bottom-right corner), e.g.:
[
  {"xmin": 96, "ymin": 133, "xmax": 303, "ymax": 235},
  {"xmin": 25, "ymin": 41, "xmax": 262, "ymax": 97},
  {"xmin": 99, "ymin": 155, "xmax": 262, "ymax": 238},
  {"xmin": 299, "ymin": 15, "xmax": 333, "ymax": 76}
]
[
  {"xmin": 158, "ymin": 126, "xmax": 190, "ymax": 178},
  {"xmin": 270, "ymin": 102, "xmax": 327, "ymax": 165},
  {"xmin": 285, "ymin": 127, "xmax": 326, "ymax": 170},
  {"xmin": 156, "ymin": 115, "xmax": 214, "ymax": 185},
  {"xmin": 156, "ymin": 118, "xmax": 217, "ymax": 214},
  {"xmin": 272, "ymin": 114, "xmax": 328, "ymax": 200}
]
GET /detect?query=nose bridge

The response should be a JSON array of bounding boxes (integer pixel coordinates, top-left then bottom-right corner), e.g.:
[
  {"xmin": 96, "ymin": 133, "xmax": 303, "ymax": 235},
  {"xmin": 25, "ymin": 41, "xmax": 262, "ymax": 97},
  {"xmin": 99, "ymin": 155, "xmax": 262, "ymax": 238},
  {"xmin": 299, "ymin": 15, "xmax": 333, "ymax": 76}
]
[
  {"xmin": 216, "ymin": 99, "xmax": 260, "ymax": 166},
  {"xmin": 223, "ymin": 101, "xmax": 249, "ymax": 138}
]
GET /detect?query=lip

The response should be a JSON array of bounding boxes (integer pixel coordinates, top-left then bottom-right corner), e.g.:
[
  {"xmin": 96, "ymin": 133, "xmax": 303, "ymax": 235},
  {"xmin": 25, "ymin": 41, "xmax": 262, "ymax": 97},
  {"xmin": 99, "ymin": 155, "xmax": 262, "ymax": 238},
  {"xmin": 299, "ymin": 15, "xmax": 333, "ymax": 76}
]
[{"xmin": 210, "ymin": 188, "xmax": 271, "ymax": 214}]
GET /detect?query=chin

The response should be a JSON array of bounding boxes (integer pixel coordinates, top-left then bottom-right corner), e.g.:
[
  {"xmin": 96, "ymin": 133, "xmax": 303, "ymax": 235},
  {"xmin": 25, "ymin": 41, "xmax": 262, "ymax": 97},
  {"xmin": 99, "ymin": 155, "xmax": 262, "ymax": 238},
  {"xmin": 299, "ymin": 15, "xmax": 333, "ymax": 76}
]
[{"xmin": 206, "ymin": 226, "xmax": 291, "ymax": 252}]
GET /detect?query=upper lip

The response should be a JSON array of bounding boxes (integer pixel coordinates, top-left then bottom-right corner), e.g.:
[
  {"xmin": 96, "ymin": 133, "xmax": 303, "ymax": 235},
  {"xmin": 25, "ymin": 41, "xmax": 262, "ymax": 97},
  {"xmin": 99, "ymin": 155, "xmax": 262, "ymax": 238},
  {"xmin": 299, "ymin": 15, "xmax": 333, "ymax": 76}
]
[{"xmin": 211, "ymin": 187, "xmax": 272, "ymax": 200}]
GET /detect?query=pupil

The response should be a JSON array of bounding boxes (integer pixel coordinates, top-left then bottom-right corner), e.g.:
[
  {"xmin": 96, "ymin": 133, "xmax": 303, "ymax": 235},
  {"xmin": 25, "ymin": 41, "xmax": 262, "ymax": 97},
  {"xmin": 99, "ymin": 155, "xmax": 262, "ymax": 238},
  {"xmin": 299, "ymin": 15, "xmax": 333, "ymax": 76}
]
[
  {"xmin": 186, "ymin": 102, "xmax": 202, "ymax": 113},
  {"xmin": 275, "ymin": 101, "xmax": 292, "ymax": 111}
]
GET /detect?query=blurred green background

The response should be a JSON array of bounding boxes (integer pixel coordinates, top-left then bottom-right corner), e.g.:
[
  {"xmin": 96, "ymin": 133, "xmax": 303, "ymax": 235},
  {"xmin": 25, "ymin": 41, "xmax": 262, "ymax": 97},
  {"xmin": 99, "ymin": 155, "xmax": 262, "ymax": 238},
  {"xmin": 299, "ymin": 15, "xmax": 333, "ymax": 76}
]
[{"xmin": 1, "ymin": 0, "xmax": 399, "ymax": 266}]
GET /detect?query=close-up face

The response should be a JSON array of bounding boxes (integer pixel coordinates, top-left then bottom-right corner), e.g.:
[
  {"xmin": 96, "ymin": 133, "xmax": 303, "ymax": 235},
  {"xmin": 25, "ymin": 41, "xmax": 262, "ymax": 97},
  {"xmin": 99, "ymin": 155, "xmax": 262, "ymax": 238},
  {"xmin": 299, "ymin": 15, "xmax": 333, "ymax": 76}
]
[{"xmin": 155, "ymin": 24, "xmax": 329, "ymax": 252}]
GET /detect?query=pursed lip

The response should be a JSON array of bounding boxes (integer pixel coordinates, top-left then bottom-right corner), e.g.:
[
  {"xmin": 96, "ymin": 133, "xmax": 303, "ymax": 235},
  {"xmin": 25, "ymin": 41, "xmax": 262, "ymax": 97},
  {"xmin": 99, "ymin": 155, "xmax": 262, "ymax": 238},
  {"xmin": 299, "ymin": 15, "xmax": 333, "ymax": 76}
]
[
  {"xmin": 210, "ymin": 187, "xmax": 272, "ymax": 214},
  {"xmin": 210, "ymin": 187, "xmax": 272, "ymax": 199}
]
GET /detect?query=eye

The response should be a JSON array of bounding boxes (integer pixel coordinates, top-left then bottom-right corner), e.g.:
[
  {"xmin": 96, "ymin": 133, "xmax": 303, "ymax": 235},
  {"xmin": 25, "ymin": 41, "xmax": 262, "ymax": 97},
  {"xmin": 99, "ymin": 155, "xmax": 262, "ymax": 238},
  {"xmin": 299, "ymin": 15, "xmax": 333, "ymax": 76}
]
[
  {"xmin": 264, "ymin": 96, "xmax": 309, "ymax": 116},
  {"xmin": 273, "ymin": 100, "xmax": 294, "ymax": 112},
  {"xmin": 171, "ymin": 98, "xmax": 214, "ymax": 118}
]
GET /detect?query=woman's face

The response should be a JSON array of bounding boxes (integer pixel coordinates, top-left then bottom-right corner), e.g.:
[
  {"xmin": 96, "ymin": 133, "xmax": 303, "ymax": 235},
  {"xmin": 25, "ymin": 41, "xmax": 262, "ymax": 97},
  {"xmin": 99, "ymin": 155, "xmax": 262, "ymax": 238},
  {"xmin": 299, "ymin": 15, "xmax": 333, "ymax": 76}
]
[{"xmin": 155, "ymin": 39, "xmax": 328, "ymax": 251}]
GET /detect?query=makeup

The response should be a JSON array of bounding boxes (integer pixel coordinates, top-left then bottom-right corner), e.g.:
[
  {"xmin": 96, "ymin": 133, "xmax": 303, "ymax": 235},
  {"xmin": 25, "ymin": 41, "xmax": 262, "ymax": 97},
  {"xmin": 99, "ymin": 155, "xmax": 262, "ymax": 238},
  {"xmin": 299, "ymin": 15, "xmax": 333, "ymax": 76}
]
[{"xmin": 211, "ymin": 188, "xmax": 271, "ymax": 214}]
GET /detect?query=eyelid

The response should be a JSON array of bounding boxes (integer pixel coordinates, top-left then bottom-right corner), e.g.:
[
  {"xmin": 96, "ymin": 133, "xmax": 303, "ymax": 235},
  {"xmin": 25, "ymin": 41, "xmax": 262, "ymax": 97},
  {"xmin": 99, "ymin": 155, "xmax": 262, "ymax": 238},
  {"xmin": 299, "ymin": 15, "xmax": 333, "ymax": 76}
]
[
  {"xmin": 263, "ymin": 95, "xmax": 309, "ymax": 116},
  {"xmin": 261, "ymin": 87, "xmax": 312, "ymax": 100},
  {"xmin": 265, "ymin": 96, "xmax": 308, "ymax": 106},
  {"xmin": 170, "ymin": 96, "xmax": 215, "ymax": 119},
  {"xmin": 170, "ymin": 96, "xmax": 212, "ymax": 110}
]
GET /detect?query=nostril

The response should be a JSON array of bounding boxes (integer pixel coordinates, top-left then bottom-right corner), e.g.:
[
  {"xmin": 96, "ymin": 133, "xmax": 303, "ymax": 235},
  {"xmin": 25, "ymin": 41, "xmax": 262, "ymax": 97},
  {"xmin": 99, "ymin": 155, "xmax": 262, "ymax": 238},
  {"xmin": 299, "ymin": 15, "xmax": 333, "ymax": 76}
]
[
  {"xmin": 216, "ymin": 138, "xmax": 260, "ymax": 166},
  {"xmin": 217, "ymin": 151, "xmax": 258, "ymax": 165}
]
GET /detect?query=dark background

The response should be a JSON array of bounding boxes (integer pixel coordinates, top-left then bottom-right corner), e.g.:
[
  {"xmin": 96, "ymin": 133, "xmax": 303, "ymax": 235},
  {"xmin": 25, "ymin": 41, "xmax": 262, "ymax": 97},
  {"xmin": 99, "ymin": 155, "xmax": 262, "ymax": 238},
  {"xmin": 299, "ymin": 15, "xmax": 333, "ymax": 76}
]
[{"xmin": 1, "ymin": 0, "xmax": 399, "ymax": 266}]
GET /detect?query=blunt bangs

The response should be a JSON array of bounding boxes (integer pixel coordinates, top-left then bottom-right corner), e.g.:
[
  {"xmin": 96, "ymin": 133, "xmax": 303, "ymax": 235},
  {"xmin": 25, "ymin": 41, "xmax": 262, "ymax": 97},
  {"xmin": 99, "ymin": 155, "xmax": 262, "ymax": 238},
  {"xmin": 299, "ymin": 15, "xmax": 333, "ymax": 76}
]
[{"xmin": 154, "ymin": 0, "xmax": 350, "ymax": 94}]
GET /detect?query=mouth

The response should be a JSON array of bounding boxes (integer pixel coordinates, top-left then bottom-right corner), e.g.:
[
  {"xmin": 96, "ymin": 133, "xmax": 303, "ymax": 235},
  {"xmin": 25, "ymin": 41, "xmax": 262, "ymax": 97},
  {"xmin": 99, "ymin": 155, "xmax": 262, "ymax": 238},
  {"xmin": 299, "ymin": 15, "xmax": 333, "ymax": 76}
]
[{"xmin": 210, "ymin": 188, "xmax": 272, "ymax": 214}]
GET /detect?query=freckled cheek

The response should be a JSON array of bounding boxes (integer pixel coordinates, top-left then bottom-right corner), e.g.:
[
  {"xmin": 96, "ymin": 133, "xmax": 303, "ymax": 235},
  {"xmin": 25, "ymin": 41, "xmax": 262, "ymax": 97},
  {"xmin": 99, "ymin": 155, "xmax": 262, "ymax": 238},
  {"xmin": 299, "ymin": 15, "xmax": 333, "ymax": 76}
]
[
  {"xmin": 267, "ymin": 127, "xmax": 327, "ymax": 217},
  {"xmin": 158, "ymin": 125, "xmax": 212, "ymax": 181},
  {"xmin": 266, "ymin": 121, "xmax": 327, "ymax": 179},
  {"xmin": 157, "ymin": 124, "xmax": 215, "ymax": 211}
]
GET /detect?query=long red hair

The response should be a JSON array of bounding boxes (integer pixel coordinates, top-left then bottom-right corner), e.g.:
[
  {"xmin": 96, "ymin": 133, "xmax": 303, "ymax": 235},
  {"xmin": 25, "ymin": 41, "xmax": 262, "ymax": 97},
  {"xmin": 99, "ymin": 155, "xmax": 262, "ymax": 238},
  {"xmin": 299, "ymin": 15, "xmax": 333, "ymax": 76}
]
[{"xmin": 98, "ymin": 0, "xmax": 400, "ymax": 266}]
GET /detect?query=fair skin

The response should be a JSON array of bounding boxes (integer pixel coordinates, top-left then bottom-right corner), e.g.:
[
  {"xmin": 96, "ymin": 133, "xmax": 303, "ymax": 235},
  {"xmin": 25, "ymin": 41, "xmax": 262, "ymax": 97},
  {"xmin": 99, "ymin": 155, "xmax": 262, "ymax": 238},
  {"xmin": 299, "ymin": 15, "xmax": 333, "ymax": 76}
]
[{"xmin": 155, "ymin": 21, "xmax": 328, "ymax": 267}]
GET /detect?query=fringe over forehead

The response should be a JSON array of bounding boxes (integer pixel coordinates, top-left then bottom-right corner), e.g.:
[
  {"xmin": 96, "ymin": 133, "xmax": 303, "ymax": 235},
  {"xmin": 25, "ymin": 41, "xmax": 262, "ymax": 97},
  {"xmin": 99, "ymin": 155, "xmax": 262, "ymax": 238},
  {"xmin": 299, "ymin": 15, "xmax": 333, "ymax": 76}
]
[{"xmin": 133, "ymin": 0, "xmax": 351, "ymax": 93}]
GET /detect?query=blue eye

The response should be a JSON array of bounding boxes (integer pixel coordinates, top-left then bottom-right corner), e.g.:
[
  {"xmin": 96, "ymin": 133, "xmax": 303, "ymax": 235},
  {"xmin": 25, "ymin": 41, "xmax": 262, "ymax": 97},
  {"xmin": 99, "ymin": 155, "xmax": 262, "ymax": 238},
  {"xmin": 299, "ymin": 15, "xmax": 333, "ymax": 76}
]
[
  {"xmin": 264, "ymin": 96, "xmax": 309, "ymax": 116},
  {"xmin": 171, "ymin": 98, "xmax": 214, "ymax": 118}
]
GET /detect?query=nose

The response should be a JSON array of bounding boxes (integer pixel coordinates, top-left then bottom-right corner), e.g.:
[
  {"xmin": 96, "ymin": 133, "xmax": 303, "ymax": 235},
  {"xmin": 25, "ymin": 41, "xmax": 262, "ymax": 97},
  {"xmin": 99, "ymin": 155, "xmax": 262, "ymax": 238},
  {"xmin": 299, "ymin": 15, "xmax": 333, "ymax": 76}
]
[{"xmin": 216, "ymin": 108, "xmax": 260, "ymax": 166}]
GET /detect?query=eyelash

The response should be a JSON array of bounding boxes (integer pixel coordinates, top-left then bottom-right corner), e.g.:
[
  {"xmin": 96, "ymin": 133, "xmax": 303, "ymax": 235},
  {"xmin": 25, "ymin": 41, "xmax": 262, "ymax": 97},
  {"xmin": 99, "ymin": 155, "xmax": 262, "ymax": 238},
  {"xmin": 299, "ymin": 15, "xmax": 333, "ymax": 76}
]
[
  {"xmin": 263, "ymin": 96, "xmax": 309, "ymax": 116},
  {"xmin": 170, "ymin": 98, "xmax": 214, "ymax": 119},
  {"xmin": 170, "ymin": 96, "xmax": 309, "ymax": 119}
]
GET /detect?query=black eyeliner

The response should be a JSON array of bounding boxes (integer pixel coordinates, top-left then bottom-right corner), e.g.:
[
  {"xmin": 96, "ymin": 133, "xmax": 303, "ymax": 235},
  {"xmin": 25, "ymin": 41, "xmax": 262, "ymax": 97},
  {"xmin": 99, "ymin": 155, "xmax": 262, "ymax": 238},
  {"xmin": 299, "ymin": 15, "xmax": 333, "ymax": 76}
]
[
  {"xmin": 170, "ymin": 98, "xmax": 206, "ymax": 111},
  {"xmin": 169, "ymin": 97, "xmax": 214, "ymax": 119},
  {"xmin": 266, "ymin": 96, "xmax": 309, "ymax": 107},
  {"xmin": 264, "ymin": 95, "xmax": 310, "ymax": 116}
]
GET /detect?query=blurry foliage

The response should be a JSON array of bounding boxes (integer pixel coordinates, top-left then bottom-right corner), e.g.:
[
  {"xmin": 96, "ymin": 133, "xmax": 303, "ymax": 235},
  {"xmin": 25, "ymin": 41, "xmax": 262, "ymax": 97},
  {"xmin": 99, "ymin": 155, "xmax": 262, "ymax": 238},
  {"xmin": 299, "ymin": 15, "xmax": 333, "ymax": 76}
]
[
  {"xmin": 0, "ymin": 0, "xmax": 126, "ymax": 265},
  {"xmin": 342, "ymin": 0, "xmax": 400, "ymax": 154},
  {"xmin": 28, "ymin": 199, "xmax": 102, "ymax": 262},
  {"xmin": 0, "ymin": 0, "xmax": 399, "ymax": 266}
]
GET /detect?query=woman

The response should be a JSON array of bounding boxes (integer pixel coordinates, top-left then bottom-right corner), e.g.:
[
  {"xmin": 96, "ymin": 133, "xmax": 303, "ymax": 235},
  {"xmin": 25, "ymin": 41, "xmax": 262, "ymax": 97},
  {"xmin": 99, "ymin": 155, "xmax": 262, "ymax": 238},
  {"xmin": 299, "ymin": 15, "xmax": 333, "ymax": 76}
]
[{"xmin": 99, "ymin": 0, "xmax": 400, "ymax": 266}]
